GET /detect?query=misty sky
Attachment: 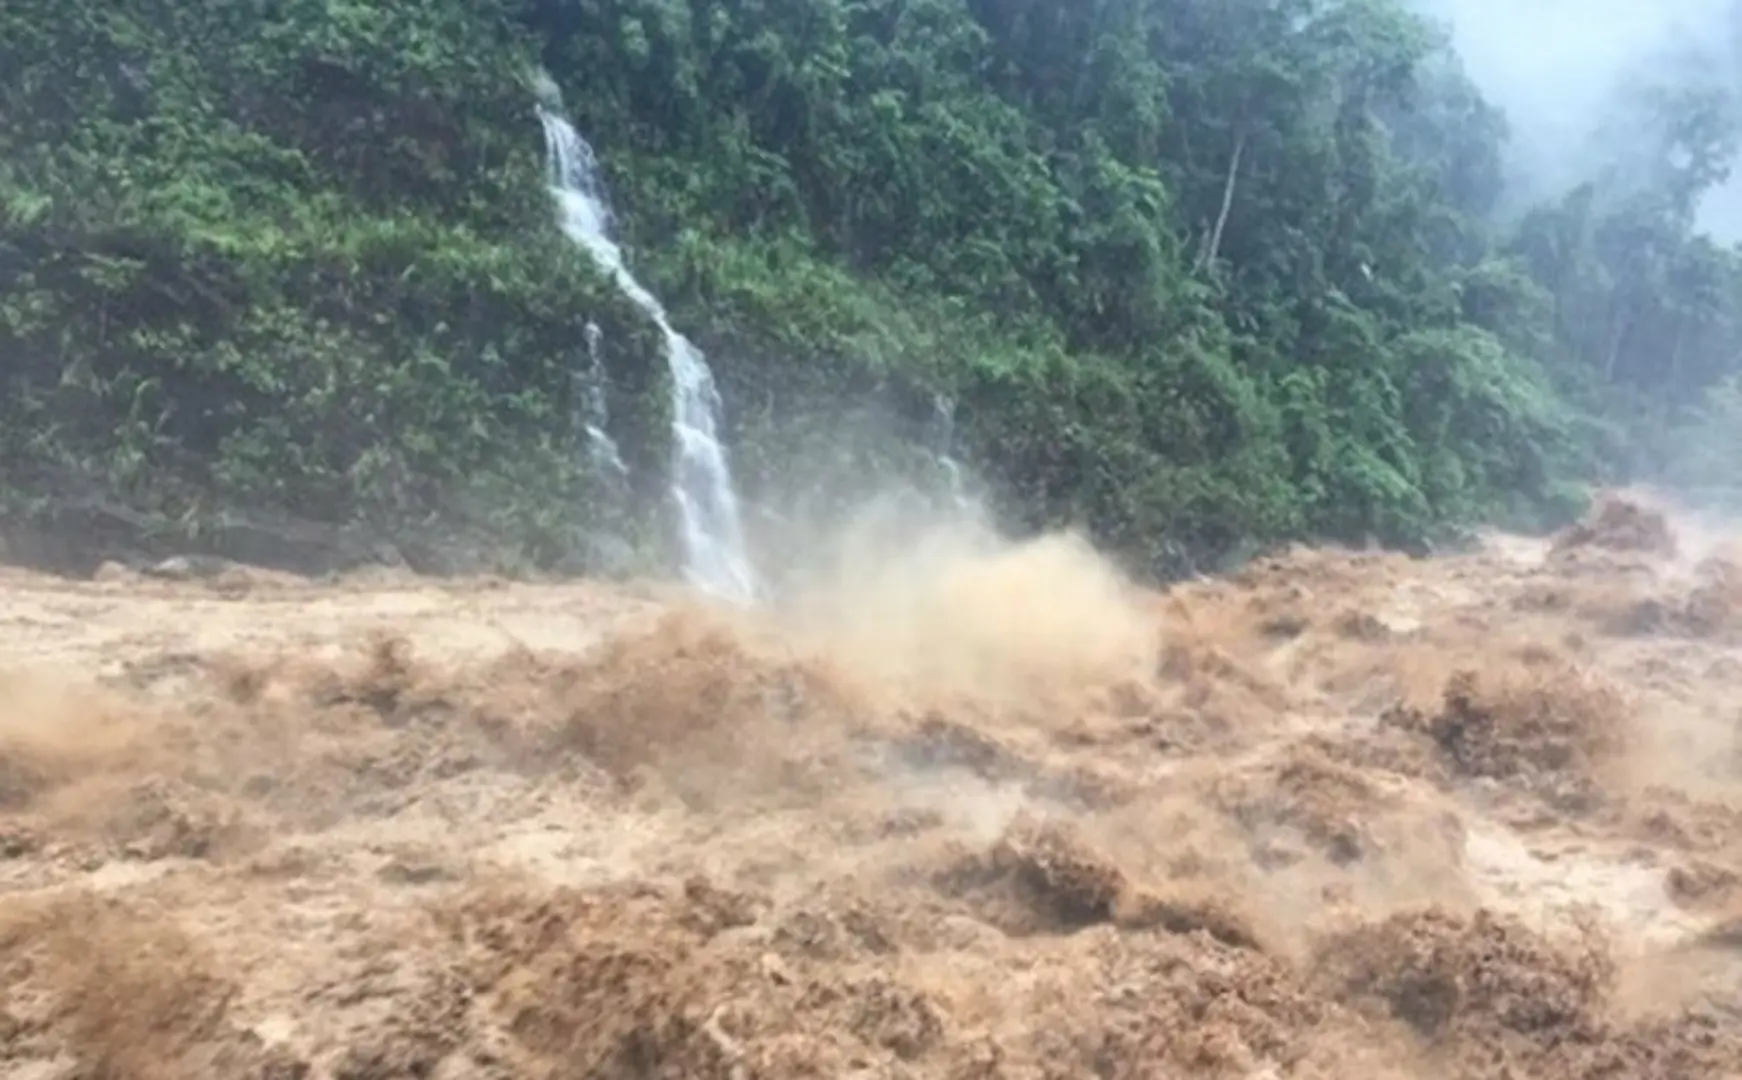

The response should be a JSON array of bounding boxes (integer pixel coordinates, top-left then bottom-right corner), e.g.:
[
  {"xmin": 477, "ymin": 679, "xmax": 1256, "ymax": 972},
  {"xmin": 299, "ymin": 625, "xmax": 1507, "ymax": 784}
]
[{"xmin": 1409, "ymin": 0, "xmax": 1742, "ymax": 239}]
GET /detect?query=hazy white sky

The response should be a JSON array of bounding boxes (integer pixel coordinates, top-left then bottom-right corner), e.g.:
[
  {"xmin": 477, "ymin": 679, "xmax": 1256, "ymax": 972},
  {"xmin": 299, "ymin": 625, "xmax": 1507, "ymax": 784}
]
[{"xmin": 1409, "ymin": 0, "xmax": 1742, "ymax": 237}]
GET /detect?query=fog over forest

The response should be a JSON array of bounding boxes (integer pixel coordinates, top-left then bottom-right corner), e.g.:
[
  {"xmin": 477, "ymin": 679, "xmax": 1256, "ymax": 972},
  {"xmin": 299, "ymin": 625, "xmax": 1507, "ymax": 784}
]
[{"xmin": 1412, "ymin": 0, "xmax": 1742, "ymax": 237}]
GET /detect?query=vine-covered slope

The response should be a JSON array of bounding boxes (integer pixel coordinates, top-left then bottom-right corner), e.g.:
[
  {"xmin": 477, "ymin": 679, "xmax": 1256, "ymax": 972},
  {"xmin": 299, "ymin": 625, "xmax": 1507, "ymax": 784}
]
[{"xmin": 5, "ymin": 0, "xmax": 1741, "ymax": 576}]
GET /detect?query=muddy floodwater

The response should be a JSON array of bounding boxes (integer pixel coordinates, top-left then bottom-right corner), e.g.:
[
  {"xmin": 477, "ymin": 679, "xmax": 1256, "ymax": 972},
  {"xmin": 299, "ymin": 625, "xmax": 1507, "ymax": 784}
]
[{"xmin": 4, "ymin": 493, "xmax": 1742, "ymax": 1078}]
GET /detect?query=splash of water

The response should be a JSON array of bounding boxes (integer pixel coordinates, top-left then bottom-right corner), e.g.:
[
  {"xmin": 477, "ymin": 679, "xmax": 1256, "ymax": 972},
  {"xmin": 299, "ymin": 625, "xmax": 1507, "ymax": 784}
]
[
  {"xmin": 578, "ymin": 321, "xmax": 627, "ymax": 478},
  {"xmin": 538, "ymin": 106, "xmax": 757, "ymax": 604}
]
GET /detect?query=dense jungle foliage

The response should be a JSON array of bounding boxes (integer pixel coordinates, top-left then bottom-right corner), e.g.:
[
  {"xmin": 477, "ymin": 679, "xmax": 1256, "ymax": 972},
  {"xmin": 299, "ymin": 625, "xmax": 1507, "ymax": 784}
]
[{"xmin": 4, "ymin": 0, "xmax": 1742, "ymax": 577}]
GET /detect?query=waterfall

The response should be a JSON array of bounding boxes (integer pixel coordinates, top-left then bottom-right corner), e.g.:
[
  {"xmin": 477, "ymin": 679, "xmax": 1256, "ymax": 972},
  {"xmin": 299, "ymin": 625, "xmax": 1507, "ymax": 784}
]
[
  {"xmin": 538, "ymin": 105, "xmax": 757, "ymax": 604},
  {"xmin": 578, "ymin": 321, "xmax": 627, "ymax": 478},
  {"xmin": 929, "ymin": 394, "xmax": 971, "ymax": 510}
]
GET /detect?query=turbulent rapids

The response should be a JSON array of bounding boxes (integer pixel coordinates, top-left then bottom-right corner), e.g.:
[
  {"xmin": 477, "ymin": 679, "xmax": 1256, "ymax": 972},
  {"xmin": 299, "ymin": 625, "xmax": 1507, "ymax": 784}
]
[{"xmin": 3, "ymin": 491, "xmax": 1742, "ymax": 1077}]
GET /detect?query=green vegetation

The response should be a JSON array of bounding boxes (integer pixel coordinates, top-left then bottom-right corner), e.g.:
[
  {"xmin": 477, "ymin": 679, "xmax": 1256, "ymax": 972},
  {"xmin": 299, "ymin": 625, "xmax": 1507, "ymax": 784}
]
[{"xmin": 3, "ymin": 0, "xmax": 1740, "ymax": 577}]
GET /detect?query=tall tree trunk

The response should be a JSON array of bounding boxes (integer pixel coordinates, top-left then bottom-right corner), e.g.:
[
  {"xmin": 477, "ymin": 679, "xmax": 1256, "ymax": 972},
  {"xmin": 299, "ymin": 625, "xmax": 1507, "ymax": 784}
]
[
  {"xmin": 1197, "ymin": 131, "xmax": 1246, "ymax": 276},
  {"xmin": 1604, "ymin": 305, "xmax": 1631, "ymax": 380}
]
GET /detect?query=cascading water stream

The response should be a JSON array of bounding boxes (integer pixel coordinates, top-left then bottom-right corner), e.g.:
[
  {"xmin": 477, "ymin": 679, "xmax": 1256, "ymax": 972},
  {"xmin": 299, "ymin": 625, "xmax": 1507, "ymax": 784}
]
[
  {"xmin": 578, "ymin": 321, "xmax": 628, "ymax": 478},
  {"xmin": 538, "ymin": 105, "xmax": 757, "ymax": 604},
  {"xmin": 928, "ymin": 394, "xmax": 971, "ymax": 510}
]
